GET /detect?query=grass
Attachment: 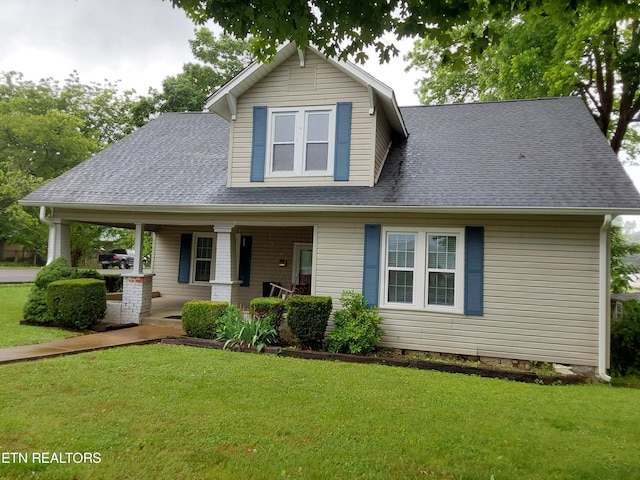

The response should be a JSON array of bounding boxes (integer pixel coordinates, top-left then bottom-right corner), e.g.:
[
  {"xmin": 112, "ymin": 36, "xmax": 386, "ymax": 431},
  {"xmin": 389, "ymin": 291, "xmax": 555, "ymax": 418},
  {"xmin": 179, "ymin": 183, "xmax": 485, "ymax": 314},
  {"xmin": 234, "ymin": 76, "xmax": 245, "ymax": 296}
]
[
  {"xmin": 0, "ymin": 284, "xmax": 83, "ymax": 347},
  {"xmin": 0, "ymin": 261, "xmax": 39, "ymax": 269},
  {"xmin": 0, "ymin": 284, "xmax": 639, "ymax": 478},
  {"xmin": 0, "ymin": 345, "xmax": 639, "ymax": 479}
]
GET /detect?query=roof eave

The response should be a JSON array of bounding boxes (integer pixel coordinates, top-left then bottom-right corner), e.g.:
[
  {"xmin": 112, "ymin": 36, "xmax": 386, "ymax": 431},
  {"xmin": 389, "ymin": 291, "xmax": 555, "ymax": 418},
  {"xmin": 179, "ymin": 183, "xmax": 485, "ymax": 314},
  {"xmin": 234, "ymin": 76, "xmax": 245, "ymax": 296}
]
[{"xmin": 21, "ymin": 200, "xmax": 640, "ymax": 217}]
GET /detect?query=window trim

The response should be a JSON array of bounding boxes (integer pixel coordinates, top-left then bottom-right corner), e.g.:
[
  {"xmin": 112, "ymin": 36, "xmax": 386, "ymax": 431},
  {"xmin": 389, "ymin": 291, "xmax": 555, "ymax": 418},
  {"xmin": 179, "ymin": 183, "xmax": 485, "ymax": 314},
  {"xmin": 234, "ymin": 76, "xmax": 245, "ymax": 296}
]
[
  {"xmin": 265, "ymin": 106, "xmax": 336, "ymax": 178},
  {"xmin": 190, "ymin": 232, "xmax": 217, "ymax": 284},
  {"xmin": 380, "ymin": 227, "xmax": 465, "ymax": 313}
]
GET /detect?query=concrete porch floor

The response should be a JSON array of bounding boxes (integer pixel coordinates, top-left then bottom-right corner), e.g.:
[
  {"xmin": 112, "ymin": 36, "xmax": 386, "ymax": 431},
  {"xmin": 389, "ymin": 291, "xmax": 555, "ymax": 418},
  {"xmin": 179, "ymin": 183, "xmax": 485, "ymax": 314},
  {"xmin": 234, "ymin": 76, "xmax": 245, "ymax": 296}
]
[{"xmin": 139, "ymin": 296, "xmax": 189, "ymax": 330}]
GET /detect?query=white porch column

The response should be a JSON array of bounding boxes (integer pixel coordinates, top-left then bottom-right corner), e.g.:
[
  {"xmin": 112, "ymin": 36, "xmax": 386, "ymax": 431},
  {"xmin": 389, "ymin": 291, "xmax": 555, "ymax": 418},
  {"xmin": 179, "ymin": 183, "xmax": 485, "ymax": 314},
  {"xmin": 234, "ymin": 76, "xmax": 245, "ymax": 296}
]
[
  {"xmin": 52, "ymin": 219, "xmax": 71, "ymax": 265},
  {"xmin": 120, "ymin": 223, "xmax": 153, "ymax": 324},
  {"xmin": 133, "ymin": 223, "xmax": 145, "ymax": 274},
  {"xmin": 210, "ymin": 223, "xmax": 238, "ymax": 304}
]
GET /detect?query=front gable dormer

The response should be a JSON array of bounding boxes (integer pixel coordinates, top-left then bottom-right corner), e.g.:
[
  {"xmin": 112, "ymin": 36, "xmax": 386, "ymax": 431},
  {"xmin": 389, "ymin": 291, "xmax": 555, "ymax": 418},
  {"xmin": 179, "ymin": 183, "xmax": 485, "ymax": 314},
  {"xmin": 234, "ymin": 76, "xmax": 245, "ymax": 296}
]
[{"xmin": 205, "ymin": 43, "xmax": 407, "ymax": 187}]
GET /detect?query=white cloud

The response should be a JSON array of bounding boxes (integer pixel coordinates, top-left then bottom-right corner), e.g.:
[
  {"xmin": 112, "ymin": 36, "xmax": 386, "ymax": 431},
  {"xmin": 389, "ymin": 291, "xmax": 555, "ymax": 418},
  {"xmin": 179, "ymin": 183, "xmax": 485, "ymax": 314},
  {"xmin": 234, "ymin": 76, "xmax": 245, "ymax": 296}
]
[{"xmin": 0, "ymin": 0, "xmax": 197, "ymax": 92}]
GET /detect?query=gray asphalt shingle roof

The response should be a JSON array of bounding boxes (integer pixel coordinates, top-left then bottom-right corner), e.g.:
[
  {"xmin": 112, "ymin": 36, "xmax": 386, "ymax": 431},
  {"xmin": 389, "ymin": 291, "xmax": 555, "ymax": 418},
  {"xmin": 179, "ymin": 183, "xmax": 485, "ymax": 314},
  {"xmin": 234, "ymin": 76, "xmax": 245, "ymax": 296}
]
[{"xmin": 21, "ymin": 96, "xmax": 640, "ymax": 211}]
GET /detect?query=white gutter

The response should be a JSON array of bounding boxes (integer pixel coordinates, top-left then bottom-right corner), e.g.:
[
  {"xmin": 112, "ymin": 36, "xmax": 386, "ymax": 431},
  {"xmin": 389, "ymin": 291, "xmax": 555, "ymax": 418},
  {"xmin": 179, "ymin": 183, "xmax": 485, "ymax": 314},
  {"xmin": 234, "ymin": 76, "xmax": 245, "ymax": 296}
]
[
  {"xmin": 598, "ymin": 214, "xmax": 612, "ymax": 382},
  {"xmin": 39, "ymin": 206, "xmax": 55, "ymax": 265},
  {"xmin": 18, "ymin": 201, "xmax": 640, "ymax": 217}
]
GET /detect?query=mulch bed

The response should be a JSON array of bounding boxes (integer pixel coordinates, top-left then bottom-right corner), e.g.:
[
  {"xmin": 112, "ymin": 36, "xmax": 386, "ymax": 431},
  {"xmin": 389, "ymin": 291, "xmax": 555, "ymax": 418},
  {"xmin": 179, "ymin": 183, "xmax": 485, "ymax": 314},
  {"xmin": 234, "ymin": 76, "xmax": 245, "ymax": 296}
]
[{"xmin": 161, "ymin": 335, "xmax": 590, "ymax": 385}]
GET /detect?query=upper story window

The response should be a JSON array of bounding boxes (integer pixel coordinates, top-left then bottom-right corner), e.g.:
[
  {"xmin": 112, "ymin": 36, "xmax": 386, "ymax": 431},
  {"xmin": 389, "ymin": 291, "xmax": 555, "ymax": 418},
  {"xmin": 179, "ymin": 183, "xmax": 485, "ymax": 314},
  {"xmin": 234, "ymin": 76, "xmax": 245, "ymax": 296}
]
[{"xmin": 267, "ymin": 106, "xmax": 336, "ymax": 177}]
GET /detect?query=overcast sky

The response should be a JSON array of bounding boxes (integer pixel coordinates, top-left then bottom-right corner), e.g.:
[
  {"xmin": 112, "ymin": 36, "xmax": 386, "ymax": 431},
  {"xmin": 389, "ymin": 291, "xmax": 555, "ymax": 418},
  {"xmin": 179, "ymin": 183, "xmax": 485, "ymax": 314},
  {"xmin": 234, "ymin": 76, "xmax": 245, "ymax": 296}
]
[{"xmin": 0, "ymin": 0, "xmax": 421, "ymax": 105}]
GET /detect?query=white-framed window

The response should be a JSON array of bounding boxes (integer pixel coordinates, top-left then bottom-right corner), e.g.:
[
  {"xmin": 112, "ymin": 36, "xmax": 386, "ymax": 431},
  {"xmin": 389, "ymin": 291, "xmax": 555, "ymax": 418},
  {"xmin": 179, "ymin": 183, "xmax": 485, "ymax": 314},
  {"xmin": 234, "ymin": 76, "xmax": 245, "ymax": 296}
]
[
  {"xmin": 266, "ymin": 106, "xmax": 335, "ymax": 177},
  {"xmin": 191, "ymin": 233, "xmax": 216, "ymax": 283},
  {"xmin": 381, "ymin": 228, "xmax": 464, "ymax": 312}
]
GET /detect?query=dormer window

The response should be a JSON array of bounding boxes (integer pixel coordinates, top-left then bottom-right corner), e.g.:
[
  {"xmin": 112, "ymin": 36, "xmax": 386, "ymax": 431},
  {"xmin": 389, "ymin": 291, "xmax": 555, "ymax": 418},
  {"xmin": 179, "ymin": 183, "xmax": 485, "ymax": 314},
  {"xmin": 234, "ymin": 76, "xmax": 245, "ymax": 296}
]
[{"xmin": 266, "ymin": 106, "xmax": 336, "ymax": 177}]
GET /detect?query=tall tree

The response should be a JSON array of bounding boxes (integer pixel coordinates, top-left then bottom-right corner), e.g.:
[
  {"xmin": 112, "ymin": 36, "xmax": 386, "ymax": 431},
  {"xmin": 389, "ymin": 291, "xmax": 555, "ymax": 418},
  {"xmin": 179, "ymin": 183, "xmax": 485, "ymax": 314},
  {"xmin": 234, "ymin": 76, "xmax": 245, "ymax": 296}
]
[
  {"xmin": 407, "ymin": 5, "xmax": 640, "ymax": 156},
  {"xmin": 611, "ymin": 225, "xmax": 640, "ymax": 294},
  {"xmin": 0, "ymin": 72, "xmax": 138, "ymax": 262},
  {"xmin": 168, "ymin": 0, "xmax": 624, "ymax": 62},
  {"xmin": 132, "ymin": 30, "xmax": 253, "ymax": 125}
]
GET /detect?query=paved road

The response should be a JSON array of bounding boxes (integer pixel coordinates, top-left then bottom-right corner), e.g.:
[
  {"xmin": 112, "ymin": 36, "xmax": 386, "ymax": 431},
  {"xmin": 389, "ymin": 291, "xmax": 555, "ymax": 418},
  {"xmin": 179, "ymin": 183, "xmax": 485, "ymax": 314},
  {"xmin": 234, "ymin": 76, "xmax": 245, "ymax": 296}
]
[
  {"xmin": 0, "ymin": 268, "xmax": 120, "ymax": 284},
  {"xmin": 0, "ymin": 269, "xmax": 39, "ymax": 283}
]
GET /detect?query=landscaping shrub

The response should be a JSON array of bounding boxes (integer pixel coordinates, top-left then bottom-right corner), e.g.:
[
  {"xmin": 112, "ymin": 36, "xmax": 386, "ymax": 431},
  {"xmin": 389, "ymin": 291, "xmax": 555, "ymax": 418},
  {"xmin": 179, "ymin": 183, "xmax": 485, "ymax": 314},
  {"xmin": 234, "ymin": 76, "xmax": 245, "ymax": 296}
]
[
  {"xmin": 286, "ymin": 295, "xmax": 332, "ymax": 350},
  {"xmin": 75, "ymin": 269, "xmax": 102, "ymax": 280},
  {"xmin": 181, "ymin": 300, "xmax": 228, "ymax": 339},
  {"xmin": 328, "ymin": 290, "xmax": 384, "ymax": 355},
  {"xmin": 611, "ymin": 299, "xmax": 640, "ymax": 376},
  {"xmin": 24, "ymin": 257, "xmax": 76, "ymax": 324},
  {"xmin": 216, "ymin": 305, "xmax": 278, "ymax": 352},
  {"xmin": 102, "ymin": 274, "xmax": 123, "ymax": 293},
  {"xmin": 249, "ymin": 297, "xmax": 285, "ymax": 331},
  {"xmin": 47, "ymin": 278, "xmax": 107, "ymax": 329}
]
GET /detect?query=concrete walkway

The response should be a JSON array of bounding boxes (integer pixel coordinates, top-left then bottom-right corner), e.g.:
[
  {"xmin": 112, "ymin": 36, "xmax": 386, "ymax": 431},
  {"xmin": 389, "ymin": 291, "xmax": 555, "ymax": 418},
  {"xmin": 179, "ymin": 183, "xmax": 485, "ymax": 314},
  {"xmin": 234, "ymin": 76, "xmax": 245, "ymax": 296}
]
[{"xmin": 0, "ymin": 326, "xmax": 184, "ymax": 365}]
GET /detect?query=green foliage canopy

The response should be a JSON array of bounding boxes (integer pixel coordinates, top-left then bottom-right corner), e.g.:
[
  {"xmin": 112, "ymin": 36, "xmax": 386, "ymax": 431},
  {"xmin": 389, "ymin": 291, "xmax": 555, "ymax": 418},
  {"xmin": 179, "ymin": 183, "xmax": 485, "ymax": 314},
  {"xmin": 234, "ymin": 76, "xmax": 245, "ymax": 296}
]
[
  {"xmin": 611, "ymin": 225, "xmax": 640, "ymax": 294},
  {"xmin": 132, "ymin": 29, "xmax": 253, "ymax": 124},
  {"xmin": 0, "ymin": 72, "xmax": 140, "ymax": 262},
  {"xmin": 169, "ymin": 0, "xmax": 624, "ymax": 63},
  {"xmin": 407, "ymin": 4, "xmax": 640, "ymax": 156}
]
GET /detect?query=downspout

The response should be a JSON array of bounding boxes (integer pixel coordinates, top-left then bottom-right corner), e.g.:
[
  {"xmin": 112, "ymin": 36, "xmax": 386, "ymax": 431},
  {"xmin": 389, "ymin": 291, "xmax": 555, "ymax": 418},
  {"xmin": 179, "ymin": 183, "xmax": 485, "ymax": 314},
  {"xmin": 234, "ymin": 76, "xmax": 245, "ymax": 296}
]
[
  {"xmin": 39, "ymin": 206, "xmax": 55, "ymax": 265},
  {"xmin": 598, "ymin": 214, "xmax": 612, "ymax": 382}
]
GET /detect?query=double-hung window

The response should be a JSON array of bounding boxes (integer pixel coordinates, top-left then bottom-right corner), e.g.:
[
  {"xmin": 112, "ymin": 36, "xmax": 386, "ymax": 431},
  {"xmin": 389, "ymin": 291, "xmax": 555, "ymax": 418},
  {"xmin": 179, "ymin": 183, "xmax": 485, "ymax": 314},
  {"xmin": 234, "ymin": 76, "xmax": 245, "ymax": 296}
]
[
  {"xmin": 192, "ymin": 233, "xmax": 216, "ymax": 283},
  {"xmin": 267, "ymin": 106, "xmax": 335, "ymax": 176},
  {"xmin": 382, "ymin": 228, "xmax": 464, "ymax": 312}
]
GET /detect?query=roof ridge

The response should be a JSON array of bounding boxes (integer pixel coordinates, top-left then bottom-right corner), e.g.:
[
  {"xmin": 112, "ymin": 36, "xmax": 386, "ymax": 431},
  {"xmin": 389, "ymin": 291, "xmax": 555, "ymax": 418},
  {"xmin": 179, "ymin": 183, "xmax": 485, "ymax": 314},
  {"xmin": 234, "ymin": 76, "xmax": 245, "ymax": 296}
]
[{"xmin": 399, "ymin": 96, "xmax": 581, "ymax": 110}]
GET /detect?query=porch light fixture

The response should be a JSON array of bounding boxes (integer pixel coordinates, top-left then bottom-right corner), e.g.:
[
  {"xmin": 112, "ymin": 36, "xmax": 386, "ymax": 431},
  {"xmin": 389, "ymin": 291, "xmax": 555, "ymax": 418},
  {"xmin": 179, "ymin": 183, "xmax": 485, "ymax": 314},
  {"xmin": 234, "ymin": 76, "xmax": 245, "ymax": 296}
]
[{"xmin": 279, "ymin": 259, "xmax": 287, "ymax": 267}]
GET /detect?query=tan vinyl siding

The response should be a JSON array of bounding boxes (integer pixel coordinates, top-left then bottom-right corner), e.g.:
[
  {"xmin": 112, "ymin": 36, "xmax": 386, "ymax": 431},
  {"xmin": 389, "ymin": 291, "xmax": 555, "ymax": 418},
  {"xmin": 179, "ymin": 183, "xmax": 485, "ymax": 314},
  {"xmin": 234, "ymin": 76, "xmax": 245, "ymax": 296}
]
[
  {"xmin": 152, "ymin": 227, "xmax": 211, "ymax": 300},
  {"xmin": 315, "ymin": 223, "xmax": 364, "ymax": 303},
  {"xmin": 58, "ymin": 206, "xmax": 602, "ymax": 366},
  {"xmin": 233, "ymin": 226, "xmax": 313, "ymax": 306},
  {"xmin": 313, "ymin": 214, "xmax": 602, "ymax": 366},
  {"xmin": 373, "ymin": 104, "xmax": 392, "ymax": 184},
  {"xmin": 230, "ymin": 50, "xmax": 374, "ymax": 187}
]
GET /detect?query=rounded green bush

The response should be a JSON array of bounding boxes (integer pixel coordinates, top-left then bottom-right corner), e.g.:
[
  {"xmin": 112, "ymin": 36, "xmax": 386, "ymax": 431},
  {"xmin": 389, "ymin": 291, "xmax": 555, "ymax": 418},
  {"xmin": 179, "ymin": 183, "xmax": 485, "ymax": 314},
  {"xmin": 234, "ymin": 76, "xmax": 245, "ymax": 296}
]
[
  {"xmin": 249, "ymin": 297, "xmax": 285, "ymax": 331},
  {"xmin": 182, "ymin": 300, "xmax": 228, "ymax": 339},
  {"xmin": 24, "ymin": 257, "xmax": 75, "ymax": 324},
  {"xmin": 47, "ymin": 278, "xmax": 107, "ymax": 329},
  {"xmin": 286, "ymin": 295, "xmax": 332, "ymax": 350}
]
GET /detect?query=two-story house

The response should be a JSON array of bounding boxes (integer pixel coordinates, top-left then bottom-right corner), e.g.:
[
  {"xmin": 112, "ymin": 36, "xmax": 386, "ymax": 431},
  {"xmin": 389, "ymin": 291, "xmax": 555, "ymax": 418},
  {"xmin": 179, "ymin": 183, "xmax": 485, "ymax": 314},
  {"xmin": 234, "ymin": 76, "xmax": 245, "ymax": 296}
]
[{"xmin": 21, "ymin": 42, "xmax": 640, "ymax": 380}]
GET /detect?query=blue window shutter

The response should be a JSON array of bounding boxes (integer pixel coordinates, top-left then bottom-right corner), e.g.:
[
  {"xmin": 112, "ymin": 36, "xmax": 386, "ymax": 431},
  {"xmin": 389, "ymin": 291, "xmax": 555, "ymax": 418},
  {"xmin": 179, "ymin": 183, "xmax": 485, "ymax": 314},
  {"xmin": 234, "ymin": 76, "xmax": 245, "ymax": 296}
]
[
  {"xmin": 178, "ymin": 233, "xmax": 192, "ymax": 284},
  {"xmin": 334, "ymin": 102, "xmax": 352, "ymax": 181},
  {"xmin": 238, "ymin": 236, "xmax": 252, "ymax": 287},
  {"xmin": 464, "ymin": 226, "xmax": 484, "ymax": 315},
  {"xmin": 362, "ymin": 224, "xmax": 382, "ymax": 307},
  {"xmin": 250, "ymin": 106, "xmax": 267, "ymax": 182}
]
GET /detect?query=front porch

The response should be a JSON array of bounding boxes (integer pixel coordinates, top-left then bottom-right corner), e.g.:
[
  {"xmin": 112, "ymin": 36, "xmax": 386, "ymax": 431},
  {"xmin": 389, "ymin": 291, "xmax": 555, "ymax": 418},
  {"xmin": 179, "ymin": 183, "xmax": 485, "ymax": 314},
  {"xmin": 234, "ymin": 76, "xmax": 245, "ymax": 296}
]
[
  {"xmin": 41, "ymin": 211, "xmax": 317, "ymax": 328},
  {"xmin": 104, "ymin": 295, "xmax": 187, "ymax": 330}
]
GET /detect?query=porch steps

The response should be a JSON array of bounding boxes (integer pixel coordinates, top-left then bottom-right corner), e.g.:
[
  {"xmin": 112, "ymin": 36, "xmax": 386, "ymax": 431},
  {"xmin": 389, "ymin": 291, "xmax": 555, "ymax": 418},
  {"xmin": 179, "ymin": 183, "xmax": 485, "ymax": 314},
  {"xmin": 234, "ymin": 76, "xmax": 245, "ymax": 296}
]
[{"xmin": 140, "ymin": 316, "xmax": 183, "ymax": 330}]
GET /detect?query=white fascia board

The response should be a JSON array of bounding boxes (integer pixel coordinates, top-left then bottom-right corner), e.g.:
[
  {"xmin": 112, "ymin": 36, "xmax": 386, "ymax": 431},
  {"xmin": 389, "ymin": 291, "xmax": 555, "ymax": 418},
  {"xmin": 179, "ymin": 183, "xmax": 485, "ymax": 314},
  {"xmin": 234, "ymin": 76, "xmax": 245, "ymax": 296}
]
[
  {"xmin": 204, "ymin": 42, "xmax": 297, "ymax": 113},
  {"xmin": 21, "ymin": 200, "xmax": 640, "ymax": 217},
  {"xmin": 203, "ymin": 42, "xmax": 408, "ymax": 136},
  {"xmin": 316, "ymin": 47, "xmax": 407, "ymax": 137}
]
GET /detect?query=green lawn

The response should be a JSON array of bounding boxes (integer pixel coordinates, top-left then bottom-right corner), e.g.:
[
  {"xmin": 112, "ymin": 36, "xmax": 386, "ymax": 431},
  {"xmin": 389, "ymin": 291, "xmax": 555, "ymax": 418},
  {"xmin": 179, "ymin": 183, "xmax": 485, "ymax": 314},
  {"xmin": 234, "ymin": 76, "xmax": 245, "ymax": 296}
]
[
  {"xmin": 0, "ymin": 345, "xmax": 639, "ymax": 479},
  {"xmin": 0, "ymin": 262, "xmax": 40, "ymax": 269},
  {"xmin": 0, "ymin": 284, "xmax": 83, "ymax": 347},
  {"xmin": 1, "ymin": 284, "xmax": 639, "ymax": 479}
]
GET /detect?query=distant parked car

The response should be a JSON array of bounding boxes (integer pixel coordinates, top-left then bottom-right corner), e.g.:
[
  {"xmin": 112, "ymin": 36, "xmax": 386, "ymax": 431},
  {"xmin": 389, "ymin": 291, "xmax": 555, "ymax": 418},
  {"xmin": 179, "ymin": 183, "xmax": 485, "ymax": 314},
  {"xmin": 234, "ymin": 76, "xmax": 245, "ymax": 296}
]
[{"xmin": 99, "ymin": 249, "xmax": 147, "ymax": 269}]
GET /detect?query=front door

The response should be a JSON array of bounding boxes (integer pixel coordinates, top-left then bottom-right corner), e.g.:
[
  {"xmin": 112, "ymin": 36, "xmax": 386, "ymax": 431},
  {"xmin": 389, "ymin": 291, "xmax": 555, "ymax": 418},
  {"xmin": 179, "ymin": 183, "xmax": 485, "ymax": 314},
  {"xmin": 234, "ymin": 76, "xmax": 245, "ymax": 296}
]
[{"xmin": 292, "ymin": 243, "xmax": 313, "ymax": 289}]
